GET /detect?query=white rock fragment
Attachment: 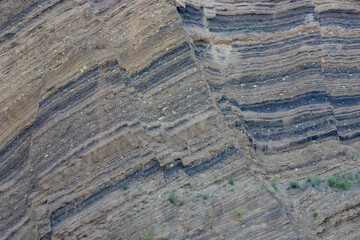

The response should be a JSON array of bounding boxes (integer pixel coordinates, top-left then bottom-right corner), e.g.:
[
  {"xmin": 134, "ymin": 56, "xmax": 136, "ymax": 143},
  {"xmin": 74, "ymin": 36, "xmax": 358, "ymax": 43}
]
[{"xmin": 80, "ymin": 65, "xmax": 88, "ymax": 73}]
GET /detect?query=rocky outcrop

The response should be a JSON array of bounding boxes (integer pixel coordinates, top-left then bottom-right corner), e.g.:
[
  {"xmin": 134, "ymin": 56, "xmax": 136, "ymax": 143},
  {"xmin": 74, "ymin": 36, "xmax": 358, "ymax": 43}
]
[
  {"xmin": 176, "ymin": 0, "xmax": 360, "ymax": 239},
  {"xmin": 0, "ymin": 0, "xmax": 359, "ymax": 239}
]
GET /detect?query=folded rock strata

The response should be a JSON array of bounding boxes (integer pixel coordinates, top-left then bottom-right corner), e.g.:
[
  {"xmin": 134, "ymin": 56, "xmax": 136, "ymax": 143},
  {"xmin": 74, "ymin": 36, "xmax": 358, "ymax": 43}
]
[{"xmin": 0, "ymin": 0, "xmax": 360, "ymax": 239}]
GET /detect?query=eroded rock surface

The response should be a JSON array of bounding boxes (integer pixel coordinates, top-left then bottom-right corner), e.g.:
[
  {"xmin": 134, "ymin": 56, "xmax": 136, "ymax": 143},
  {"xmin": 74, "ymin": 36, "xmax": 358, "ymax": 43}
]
[{"xmin": 0, "ymin": 0, "xmax": 360, "ymax": 239}]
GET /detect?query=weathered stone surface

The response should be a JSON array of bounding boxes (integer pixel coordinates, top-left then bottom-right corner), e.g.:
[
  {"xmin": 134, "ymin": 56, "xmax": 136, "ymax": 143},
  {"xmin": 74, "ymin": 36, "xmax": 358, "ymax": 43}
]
[{"xmin": 0, "ymin": 0, "xmax": 360, "ymax": 239}]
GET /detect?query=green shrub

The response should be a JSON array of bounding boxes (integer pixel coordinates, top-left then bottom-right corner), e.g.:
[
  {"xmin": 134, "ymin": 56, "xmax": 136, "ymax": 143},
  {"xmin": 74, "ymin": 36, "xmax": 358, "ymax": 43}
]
[
  {"xmin": 328, "ymin": 176, "xmax": 350, "ymax": 190},
  {"xmin": 207, "ymin": 218, "xmax": 214, "ymax": 225},
  {"xmin": 337, "ymin": 179, "xmax": 350, "ymax": 190},
  {"xmin": 271, "ymin": 180, "xmax": 279, "ymax": 192},
  {"xmin": 228, "ymin": 175, "xmax": 234, "ymax": 185},
  {"xmin": 197, "ymin": 193, "xmax": 209, "ymax": 200},
  {"xmin": 235, "ymin": 209, "xmax": 242, "ymax": 218},
  {"xmin": 328, "ymin": 176, "xmax": 336, "ymax": 187},
  {"xmin": 313, "ymin": 211, "xmax": 318, "ymax": 217},
  {"xmin": 311, "ymin": 176, "xmax": 322, "ymax": 187},
  {"xmin": 96, "ymin": 225, "xmax": 106, "ymax": 230},
  {"xmin": 288, "ymin": 180, "xmax": 301, "ymax": 189},
  {"xmin": 169, "ymin": 190, "xmax": 177, "ymax": 204},
  {"xmin": 121, "ymin": 182, "xmax": 129, "ymax": 190},
  {"xmin": 169, "ymin": 190, "xmax": 185, "ymax": 206},
  {"xmin": 260, "ymin": 185, "xmax": 267, "ymax": 191},
  {"xmin": 142, "ymin": 230, "xmax": 153, "ymax": 240},
  {"xmin": 307, "ymin": 176, "xmax": 312, "ymax": 182}
]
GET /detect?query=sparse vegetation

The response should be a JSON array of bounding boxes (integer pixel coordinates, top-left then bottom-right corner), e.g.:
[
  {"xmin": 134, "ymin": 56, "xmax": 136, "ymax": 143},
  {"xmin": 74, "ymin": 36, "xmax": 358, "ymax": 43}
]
[
  {"xmin": 265, "ymin": 21, "xmax": 271, "ymax": 30},
  {"xmin": 313, "ymin": 211, "xmax": 318, "ymax": 217},
  {"xmin": 96, "ymin": 225, "xmax": 106, "ymax": 230},
  {"xmin": 168, "ymin": 190, "xmax": 185, "ymax": 206},
  {"xmin": 288, "ymin": 180, "xmax": 301, "ymax": 190},
  {"xmin": 328, "ymin": 175, "xmax": 350, "ymax": 190},
  {"xmin": 121, "ymin": 182, "xmax": 129, "ymax": 190},
  {"xmin": 272, "ymin": 180, "xmax": 279, "ymax": 193},
  {"xmin": 207, "ymin": 218, "xmax": 214, "ymax": 225},
  {"xmin": 307, "ymin": 176, "xmax": 311, "ymax": 182},
  {"xmin": 328, "ymin": 176, "xmax": 336, "ymax": 187},
  {"xmin": 196, "ymin": 193, "xmax": 209, "ymax": 201},
  {"xmin": 169, "ymin": 190, "xmax": 177, "ymax": 203},
  {"xmin": 142, "ymin": 230, "xmax": 153, "ymax": 240},
  {"xmin": 308, "ymin": 176, "xmax": 322, "ymax": 187},
  {"xmin": 286, "ymin": 172, "xmax": 359, "ymax": 192},
  {"xmin": 259, "ymin": 185, "xmax": 267, "ymax": 191},
  {"xmin": 235, "ymin": 209, "xmax": 242, "ymax": 218},
  {"xmin": 228, "ymin": 175, "xmax": 234, "ymax": 185}
]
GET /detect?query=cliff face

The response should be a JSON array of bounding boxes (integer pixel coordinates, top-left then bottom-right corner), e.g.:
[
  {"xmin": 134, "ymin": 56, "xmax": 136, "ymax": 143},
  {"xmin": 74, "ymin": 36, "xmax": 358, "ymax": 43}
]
[{"xmin": 0, "ymin": 0, "xmax": 360, "ymax": 239}]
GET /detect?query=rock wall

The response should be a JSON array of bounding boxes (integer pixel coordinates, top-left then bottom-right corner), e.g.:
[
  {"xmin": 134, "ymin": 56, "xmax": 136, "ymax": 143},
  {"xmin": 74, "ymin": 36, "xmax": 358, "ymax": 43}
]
[{"xmin": 0, "ymin": 0, "xmax": 359, "ymax": 239}]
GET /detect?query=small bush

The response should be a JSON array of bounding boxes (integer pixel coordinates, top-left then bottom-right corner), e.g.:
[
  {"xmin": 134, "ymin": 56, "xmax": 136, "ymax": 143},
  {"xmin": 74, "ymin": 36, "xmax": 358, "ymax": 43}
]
[
  {"xmin": 311, "ymin": 176, "xmax": 322, "ymax": 187},
  {"xmin": 307, "ymin": 176, "xmax": 312, "ymax": 182},
  {"xmin": 313, "ymin": 211, "xmax": 318, "ymax": 217},
  {"xmin": 169, "ymin": 190, "xmax": 177, "ymax": 204},
  {"xmin": 337, "ymin": 179, "xmax": 350, "ymax": 190},
  {"xmin": 197, "ymin": 193, "xmax": 209, "ymax": 200},
  {"xmin": 121, "ymin": 182, "xmax": 129, "ymax": 190},
  {"xmin": 235, "ymin": 209, "xmax": 242, "ymax": 218},
  {"xmin": 272, "ymin": 180, "xmax": 279, "ymax": 193},
  {"xmin": 260, "ymin": 185, "xmax": 267, "ymax": 191},
  {"xmin": 169, "ymin": 190, "xmax": 185, "ymax": 206},
  {"xmin": 328, "ymin": 177, "xmax": 336, "ymax": 187},
  {"xmin": 207, "ymin": 218, "xmax": 214, "ymax": 225},
  {"xmin": 288, "ymin": 180, "xmax": 301, "ymax": 189},
  {"xmin": 328, "ymin": 176, "xmax": 350, "ymax": 190},
  {"xmin": 228, "ymin": 175, "xmax": 234, "ymax": 185},
  {"xmin": 142, "ymin": 230, "xmax": 153, "ymax": 240},
  {"xmin": 96, "ymin": 225, "xmax": 106, "ymax": 230}
]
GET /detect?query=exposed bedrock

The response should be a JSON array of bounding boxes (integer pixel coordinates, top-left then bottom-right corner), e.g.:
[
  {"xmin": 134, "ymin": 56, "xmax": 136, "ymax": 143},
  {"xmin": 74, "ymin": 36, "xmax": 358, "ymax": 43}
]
[
  {"xmin": 177, "ymin": 0, "xmax": 360, "ymax": 160},
  {"xmin": 175, "ymin": 0, "xmax": 360, "ymax": 239},
  {"xmin": 0, "ymin": 0, "xmax": 360, "ymax": 239}
]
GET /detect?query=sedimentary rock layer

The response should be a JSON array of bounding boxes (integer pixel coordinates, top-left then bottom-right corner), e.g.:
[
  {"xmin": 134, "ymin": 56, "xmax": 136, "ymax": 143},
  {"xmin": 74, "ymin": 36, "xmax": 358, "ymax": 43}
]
[
  {"xmin": 176, "ymin": 0, "xmax": 360, "ymax": 239},
  {"xmin": 0, "ymin": 0, "xmax": 360, "ymax": 239},
  {"xmin": 178, "ymin": 0, "xmax": 360, "ymax": 156}
]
